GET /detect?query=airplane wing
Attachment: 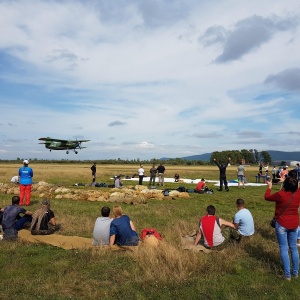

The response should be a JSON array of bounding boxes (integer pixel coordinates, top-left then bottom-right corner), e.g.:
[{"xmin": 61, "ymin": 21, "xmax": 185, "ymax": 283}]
[
  {"xmin": 38, "ymin": 137, "xmax": 67, "ymax": 142},
  {"xmin": 39, "ymin": 137, "xmax": 90, "ymax": 142}
]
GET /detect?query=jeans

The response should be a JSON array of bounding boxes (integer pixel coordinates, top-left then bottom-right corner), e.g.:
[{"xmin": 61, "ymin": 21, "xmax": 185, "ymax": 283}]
[
  {"xmin": 19, "ymin": 184, "xmax": 32, "ymax": 205},
  {"xmin": 275, "ymin": 222, "xmax": 299, "ymax": 278}
]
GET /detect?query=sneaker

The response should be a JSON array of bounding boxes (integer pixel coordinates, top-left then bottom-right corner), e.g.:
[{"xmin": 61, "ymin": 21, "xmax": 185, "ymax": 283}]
[
  {"xmin": 218, "ymin": 189, "xmax": 222, "ymax": 191},
  {"xmin": 277, "ymin": 274, "xmax": 291, "ymax": 281}
]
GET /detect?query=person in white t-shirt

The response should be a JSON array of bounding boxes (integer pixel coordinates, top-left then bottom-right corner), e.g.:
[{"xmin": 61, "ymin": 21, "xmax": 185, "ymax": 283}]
[{"xmin": 138, "ymin": 165, "xmax": 144, "ymax": 185}]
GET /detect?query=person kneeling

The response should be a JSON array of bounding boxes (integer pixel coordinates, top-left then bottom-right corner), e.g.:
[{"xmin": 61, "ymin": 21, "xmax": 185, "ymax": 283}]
[{"xmin": 30, "ymin": 199, "xmax": 60, "ymax": 235}]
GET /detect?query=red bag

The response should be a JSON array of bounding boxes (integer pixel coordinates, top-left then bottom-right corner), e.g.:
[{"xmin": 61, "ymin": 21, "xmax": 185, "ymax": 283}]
[{"xmin": 140, "ymin": 228, "xmax": 163, "ymax": 240}]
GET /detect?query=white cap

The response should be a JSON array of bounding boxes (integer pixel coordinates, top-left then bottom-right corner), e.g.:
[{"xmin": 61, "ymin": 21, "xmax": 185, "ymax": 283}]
[{"xmin": 23, "ymin": 159, "xmax": 29, "ymax": 164}]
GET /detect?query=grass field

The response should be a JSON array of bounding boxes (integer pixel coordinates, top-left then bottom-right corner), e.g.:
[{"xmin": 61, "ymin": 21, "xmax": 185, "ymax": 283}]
[{"xmin": 0, "ymin": 163, "xmax": 299, "ymax": 300}]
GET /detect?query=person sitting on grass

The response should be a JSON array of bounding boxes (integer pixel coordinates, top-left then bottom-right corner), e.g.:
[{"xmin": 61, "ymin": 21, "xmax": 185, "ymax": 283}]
[
  {"xmin": 1, "ymin": 196, "xmax": 33, "ymax": 241},
  {"xmin": 194, "ymin": 205, "xmax": 239, "ymax": 250},
  {"xmin": 233, "ymin": 198, "xmax": 255, "ymax": 240},
  {"xmin": 92, "ymin": 206, "xmax": 112, "ymax": 246},
  {"xmin": 195, "ymin": 178, "xmax": 207, "ymax": 193},
  {"xmin": 30, "ymin": 199, "xmax": 60, "ymax": 235},
  {"xmin": 109, "ymin": 205, "xmax": 139, "ymax": 246},
  {"xmin": 174, "ymin": 173, "xmax": 180, "ymax": 182},
  {"xmin": 114, "ymin": 176, "xmax": 123, "ymax": 188}
]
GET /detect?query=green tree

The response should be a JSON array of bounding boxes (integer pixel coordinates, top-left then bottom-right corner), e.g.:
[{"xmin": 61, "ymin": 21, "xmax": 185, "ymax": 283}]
[{"xmin": 260, "ymin": 151, "xmax": 272, "ymax": 164}]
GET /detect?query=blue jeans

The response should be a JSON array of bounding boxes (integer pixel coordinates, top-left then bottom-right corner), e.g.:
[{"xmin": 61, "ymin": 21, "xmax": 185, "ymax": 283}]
[{"xmin": 275, "ymin": 222, "xmax": 299, "ymax": 278}]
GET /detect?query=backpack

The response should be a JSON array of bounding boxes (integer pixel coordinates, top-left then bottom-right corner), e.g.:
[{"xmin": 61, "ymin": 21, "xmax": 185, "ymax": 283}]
[
  {"xmin": 140, "ymin": 228, "xmax": 163, "ymax": 240},
  {"xmin": 177, "ymin": 186, "xmax": 186, "ymax": 192},
  {"xmin": 162, "ymin": 189, "xmax": 170, "ymax": 196}
]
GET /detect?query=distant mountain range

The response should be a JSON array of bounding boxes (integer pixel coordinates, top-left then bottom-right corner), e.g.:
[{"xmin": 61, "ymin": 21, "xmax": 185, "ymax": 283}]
[{"xmin": 162, "ymin": 151, "xmax": 300, "ymax": 162}]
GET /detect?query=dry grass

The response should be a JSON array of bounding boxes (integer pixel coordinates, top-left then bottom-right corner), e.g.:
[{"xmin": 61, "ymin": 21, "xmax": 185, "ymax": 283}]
[{"xmin": 1, "ymin": 163, "xmax": 298, "ymax": 299}]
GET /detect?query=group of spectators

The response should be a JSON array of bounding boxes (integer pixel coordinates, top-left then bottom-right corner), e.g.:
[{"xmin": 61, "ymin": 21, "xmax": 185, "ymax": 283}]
[
  {"xmin": 213, "ymin": 157, "xmax": 246, "ymax": 191},
  {"xmin": 2, "ymin": 159, "xmax": 300, "ymax": 281},
  {"xmin": 0, "ymin": 196, "xmax": 59, "ymax": 240},
  {"xmin": 92, "ymin": 205, "xmax": 139, "ymax": 247},
  {"xmin": 0, "ymin": 160, "xmax": 59, "ymax": 240},
  {"xmin": 194, "ymin": 199, "xmax": 254, "ymax": 250},
  {"xmin": 136, "ymin": 163, "xmax": 166, "ymax": 186}
]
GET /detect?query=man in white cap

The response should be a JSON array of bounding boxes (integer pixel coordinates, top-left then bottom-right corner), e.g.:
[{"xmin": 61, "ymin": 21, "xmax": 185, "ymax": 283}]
[{"xmin": 18, "ymin": 159, "xmax": 33, "ymax": 206}]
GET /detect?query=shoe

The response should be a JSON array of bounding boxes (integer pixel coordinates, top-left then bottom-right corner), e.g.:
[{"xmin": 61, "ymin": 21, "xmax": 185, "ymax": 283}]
[
  {"xmin": 226, "ymin": 189, "xmax": 229, "ymax": 192},
  {"xmin": 218, "ymin": 189, "xmax": 222, "ymax": 191},
  {"xmin": 277, "ymin": 274, "xmax": 291, "ymax": 281}
]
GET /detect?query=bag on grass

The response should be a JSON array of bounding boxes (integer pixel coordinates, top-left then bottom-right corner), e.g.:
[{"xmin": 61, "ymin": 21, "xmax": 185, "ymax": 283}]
[
  {"xmin": 141, "ymin": 228, "xmax": 163, "ymax": 241},
  {"xmin": 177, "ymin": 186, "xmax": 186, "ymax": 192}
]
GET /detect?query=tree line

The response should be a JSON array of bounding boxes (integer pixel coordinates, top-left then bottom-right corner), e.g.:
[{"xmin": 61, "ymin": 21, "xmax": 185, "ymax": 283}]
[
  {"xmin": 0, "ymin": 150, "xmax": 271, "ymax": 166},
  {"xmin": 210, "ymin": 149, "xmax": 271, "ymax": 165}
]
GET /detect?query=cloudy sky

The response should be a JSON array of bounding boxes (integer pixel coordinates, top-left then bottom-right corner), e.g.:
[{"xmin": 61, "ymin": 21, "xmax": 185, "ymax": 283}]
[{"xmin": 1, "ymin": 0, "xmax": 300, "ymax": 161}]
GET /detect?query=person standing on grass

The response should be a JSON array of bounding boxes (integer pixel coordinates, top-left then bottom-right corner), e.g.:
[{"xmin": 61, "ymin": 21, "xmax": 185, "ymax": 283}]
[
  {"xmin": 109, "ymin": 205, "xmax": 139, "ymax": 246},
  {"xmin": 2, "ymin": 196, "xmax": 32, "ymax": 240},
  {"xmin": 18, "ymin": 159, "xmax": 33, "ymax": 206},
  {"xmin": 297, "ymin": 207, "xmax": 300, "ymax": 247},
  {"xmin": 213, "ymin": 157, "xmax": 230, "ymax": 192},
  {"xmin": 157, "ymin": 163, "xmax": 165, "ymax": 186},
  {"xmin": 237, "ymin": 161, "xmax": 246, "ymax": 189},
  {"xmin": 91, "ymin": 162, "xmax": 96, "ymax": 183},
  {"xmin": 194, "ymin": 205, "xmax": 239, "ymax": 250},
  {"xmin": 272, "ymin": 165, "xmax": 277, "ymax": 180},
  {"xmin": 149, "ymin": 164, "xmax": 157, "ymax": 186},
  {"xmin": 264, "ymin": 176, "xmax": 300, "ymax": 281},
  {"xmin": 138, "ymin": 165, "xmax": 144, "ymax": 185},
  {"xmin": 233, "ymin": 199, "xmax": 254, "ymax": 240},
  {"xmin": 92, "ymin": 206, "xmax": 112, "ymax": 246}
]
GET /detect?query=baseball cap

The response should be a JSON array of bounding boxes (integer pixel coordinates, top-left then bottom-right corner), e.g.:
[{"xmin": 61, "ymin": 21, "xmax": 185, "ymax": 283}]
[{"xmin": 23, "ymin": 159, "xmax": 29, "ymax": 164}]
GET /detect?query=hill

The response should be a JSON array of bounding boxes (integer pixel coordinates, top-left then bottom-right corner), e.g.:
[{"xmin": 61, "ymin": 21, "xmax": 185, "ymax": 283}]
[
  {"xmin": 268, "ymin": 150, "xmax": 300, "ymax": 162},
  {"xmin": 162, "ymin": 151, "xmax": 300, "ymax": 163}
]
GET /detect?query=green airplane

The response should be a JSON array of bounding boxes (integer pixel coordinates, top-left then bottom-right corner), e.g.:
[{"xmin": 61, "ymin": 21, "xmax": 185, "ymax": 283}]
[{"xmin": 38, "ymin": 137, "xmax": 90, "ymax": 154}]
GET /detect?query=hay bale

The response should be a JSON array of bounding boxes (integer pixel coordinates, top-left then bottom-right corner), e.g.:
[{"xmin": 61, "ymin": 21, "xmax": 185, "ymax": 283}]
[
  {"xmin": 169, "ymin": 190, "xmax": 180, "ymax": 197},
  {"xmin": 179, "ymin": 192, "xmax": 190, "ymax": 199},
  {"xmin": 54, "ymin": 187, "xmax": 64, "ymax": 194},
  {"xmin": 134, "ymin": 185, "xmax": 148, "ymax": 191}
]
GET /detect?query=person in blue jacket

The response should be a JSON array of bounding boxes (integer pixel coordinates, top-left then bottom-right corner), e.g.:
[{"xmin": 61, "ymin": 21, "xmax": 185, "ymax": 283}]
[{"xmin": 18, "ymin": 159, "xmax": 33, "ymax": 206}]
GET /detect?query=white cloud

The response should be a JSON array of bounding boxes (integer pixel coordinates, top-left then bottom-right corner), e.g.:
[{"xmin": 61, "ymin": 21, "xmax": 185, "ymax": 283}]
[{"xmin": 0, "ymin": 0, "xmax": 300, "ymax": 160}]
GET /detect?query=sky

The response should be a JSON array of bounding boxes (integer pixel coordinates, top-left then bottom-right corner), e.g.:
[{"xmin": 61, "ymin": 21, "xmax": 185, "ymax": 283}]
[{"xmin": 0, "ymin": 0, "xmax": 300, "ymax": 161}]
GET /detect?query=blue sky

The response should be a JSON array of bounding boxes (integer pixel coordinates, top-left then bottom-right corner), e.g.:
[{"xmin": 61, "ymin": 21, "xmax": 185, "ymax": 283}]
[{"xmin": 0, "ymin": 0, "xmax": 300, "ymax": 160}]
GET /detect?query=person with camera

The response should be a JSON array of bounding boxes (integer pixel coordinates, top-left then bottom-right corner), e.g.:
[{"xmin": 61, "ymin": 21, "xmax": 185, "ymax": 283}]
[{"xmin": 264, "ymin": 176, "xmax": 300, "ymax": 280}]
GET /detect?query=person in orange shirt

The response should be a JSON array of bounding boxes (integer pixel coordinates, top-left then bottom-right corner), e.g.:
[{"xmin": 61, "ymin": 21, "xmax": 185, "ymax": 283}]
[{"xmin": 281, "ymin": 167, "xmax": 288, "ymax": 179}]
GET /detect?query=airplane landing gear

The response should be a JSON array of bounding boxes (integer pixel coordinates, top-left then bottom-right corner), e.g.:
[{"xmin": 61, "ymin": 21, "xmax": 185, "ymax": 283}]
[
  {"xmin": 66, "ymin": 151, "xmax": 69, "ymax": 154},
  {"xmin": 75, "ymin": 151, "xmax": 78, "ymax": 154}
]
